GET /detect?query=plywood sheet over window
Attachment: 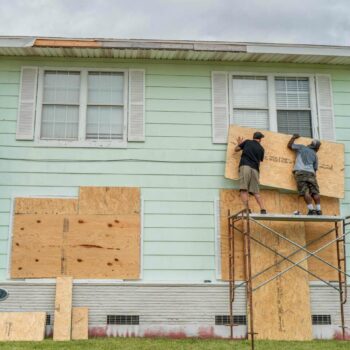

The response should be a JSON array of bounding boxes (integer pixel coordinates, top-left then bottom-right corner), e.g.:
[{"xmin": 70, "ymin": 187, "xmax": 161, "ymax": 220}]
[
  {"xmin": 225, "ymin": 125, "xmax": 344, "ymax": 198},
  {"xmin": 11, "ymin": 187, "xmax": 141, "ymax": 279},
  {"xmin": 220, "ymin": 189, "xmax": 340, "ymax": 340}
]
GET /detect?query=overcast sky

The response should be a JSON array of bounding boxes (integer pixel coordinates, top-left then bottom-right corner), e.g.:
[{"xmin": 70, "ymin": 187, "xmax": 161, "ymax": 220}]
[{"xmin": 2, "ymin": 0, "xmax": 350, "ymax": 45}]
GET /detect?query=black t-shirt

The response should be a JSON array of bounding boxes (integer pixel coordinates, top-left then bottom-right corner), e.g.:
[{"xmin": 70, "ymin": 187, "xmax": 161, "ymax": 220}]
[{"xmin": 238, "ymin": 140, "xmax": 264, "ymax": 172}]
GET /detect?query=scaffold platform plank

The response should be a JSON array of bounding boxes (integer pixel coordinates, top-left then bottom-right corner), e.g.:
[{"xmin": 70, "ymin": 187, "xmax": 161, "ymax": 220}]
[{"xmin": 248, "ymin": 214, "xmax": 344, "ymax": 222}]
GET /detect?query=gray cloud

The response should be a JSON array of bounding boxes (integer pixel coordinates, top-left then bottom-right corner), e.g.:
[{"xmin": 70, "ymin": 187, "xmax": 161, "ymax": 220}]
[{"xmin": 1, "ymin": 0, "xmax": 350, "ymax": 45}]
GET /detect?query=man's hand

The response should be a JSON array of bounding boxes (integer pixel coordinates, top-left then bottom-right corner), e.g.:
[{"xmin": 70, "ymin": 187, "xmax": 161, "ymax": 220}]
[
  {"xmin": 288, "ymin": 134, "xmax": 299, "ymax": 150},
  {"xmin": 234, "ymin": 136, "xmax": 244, "ymax": 152}
]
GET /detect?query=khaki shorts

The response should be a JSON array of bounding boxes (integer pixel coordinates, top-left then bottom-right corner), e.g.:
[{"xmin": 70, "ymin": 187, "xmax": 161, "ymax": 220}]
[{"xmin": 239, "ymin": 165, "xmax": 260, "ymax": 194}]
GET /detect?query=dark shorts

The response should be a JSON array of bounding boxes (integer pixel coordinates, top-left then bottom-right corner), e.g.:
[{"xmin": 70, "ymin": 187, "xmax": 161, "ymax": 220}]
[{"xmin": 294, "ymin": 171, "xmax": 320, "ymax": 196}]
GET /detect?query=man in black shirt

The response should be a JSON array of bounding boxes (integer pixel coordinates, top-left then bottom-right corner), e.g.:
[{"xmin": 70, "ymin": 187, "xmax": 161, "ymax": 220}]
[{"xmin": 234, "ymin": 131, "xmax": 267, "ymax": 214}]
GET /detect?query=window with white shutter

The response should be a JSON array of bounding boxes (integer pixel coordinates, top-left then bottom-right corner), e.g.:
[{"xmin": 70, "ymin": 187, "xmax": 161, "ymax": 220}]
[
  {"xmin": 212, "ymin": 72, "xmax": 229, "ymax": 143},
  {"xmin": 31, "ymin": 67, "xmax": 144, "ymax": 147},
  {"xmin": 316, "ymin": 75, "xmax": 335, "ymax": 141},
  {"xmin": 275, "ymin": 77, "xmax": 313, "ymax": 137},
  {"xmin": 16, "ymin": 67, "xmax": 38, "ymax": 140},
  {"xmin": 41, "ymin": 70, "xmax": 80, "ymax": 140},
  {"xmin": 223, "ymin": 72, "xmax": 334, "ymax": 141},
  {"xmin": 128, "ymin": 70, "xmax": 145, "ymax": 141},
  {"xmin": 232, "ymin": 76, "xmax": 269, "ymax": 130},
  {"xmin": 87, "ymin": 72, "xmax": 125, "ymax": 140}
]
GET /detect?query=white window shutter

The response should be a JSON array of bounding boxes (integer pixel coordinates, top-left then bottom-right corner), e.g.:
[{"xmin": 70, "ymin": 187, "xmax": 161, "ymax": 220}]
[
  {"xmin": 128, "ymin": 69, "xmax": 145, "ymax": 141},
  {"xmin": 212, "ymin": 71, "xmax": 229, "ymax": 143},
  {"xmin": 16, "ymin": 67, "xmax": 38, "ymax": 140},
  {"xmin": 315, "ymin": 75, "xmax": 335, "ymax": 141}
]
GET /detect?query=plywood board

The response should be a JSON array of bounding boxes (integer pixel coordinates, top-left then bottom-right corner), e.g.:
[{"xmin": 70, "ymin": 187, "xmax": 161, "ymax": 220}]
[
  {"xmin": 260, "ymin": 193, "xmax": 312, "ymax": 340},
  {"xmin": 304, "ymin": 197, "xmax": 340, "ymax": 281},
  {"xmin": 65, "ymin": 215, "xmax": 140, "ymax": 279},
  {"xmin": 53, "ymin": 276, "xmax": 73, "ymax": 341},
  {"xmin": 225, "ymin": 125, "xmax": 345, "ymax": 198},
  {"xmin": 11, "ymin": 187, "xmax": 141, "ymax": 279},
  {"xmin": 220, "ymin": 190, "xmax": 313, "ymax": 340},
  {"xmin": 11, "ymin": 215, "xmax": 64, "ymax": 278},
  {"xmin": 15, "ymin": 198, "xmax": 78, "ymax": 214},
  {"xmin": 72, "ymin": 307, "xmax": 88, "ymax": 340},
  {"xmin": 79, "ymin": 187, "xmax": 140, "ymax": 215},
  {"xmin": 0, "ymin": 312, "xmax": 46, "ymax": 341}
]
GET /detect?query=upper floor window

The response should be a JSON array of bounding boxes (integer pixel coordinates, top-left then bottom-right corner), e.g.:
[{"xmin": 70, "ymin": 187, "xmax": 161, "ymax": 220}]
[
  {"xmin": 230, "ymin": 74, "xmax": 315, "ymax": 138},
  {"xmin": 15, "ymin": 66, "xmax": 145, "ymax": 146},
  {"xmin": 37, "ymin": 69, "xmax": 127, "ymax": 146},
  {"xmin": 275, "ymin": 77, "xmax": 312, "ymax": 137},
  {"xmin": 232, "ymin": 76, "xmax": 269, "ymax": 130}
]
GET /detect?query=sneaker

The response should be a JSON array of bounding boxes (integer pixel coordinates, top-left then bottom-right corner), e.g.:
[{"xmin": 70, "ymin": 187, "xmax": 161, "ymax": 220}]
[
  {"xmin": 316, "ymin": 210, "xmax": 323, "ymax": 215},
  {"xmin": 307, "ymin": 209, "xmax": 317, "ymax": 215},
  {"xmin": 293, "ymin": 210, "xmax": 301, "ymax": 215},
  {"xmin": 260, "ymin": 209, "xmax": 267, "ymax": 214}
]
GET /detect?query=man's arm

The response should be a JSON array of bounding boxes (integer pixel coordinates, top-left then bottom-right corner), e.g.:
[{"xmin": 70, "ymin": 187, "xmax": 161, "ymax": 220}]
[
  {"xmin": 234, "ymin": 136, "xmax": 245, "ymax": 152},
  {"xmin": 314, "ymin": 155, "xmax": 319, "ymax": 172},
  {"xmin": 287, "ymin": 133, "xmax": 300, "ymax": 150}
]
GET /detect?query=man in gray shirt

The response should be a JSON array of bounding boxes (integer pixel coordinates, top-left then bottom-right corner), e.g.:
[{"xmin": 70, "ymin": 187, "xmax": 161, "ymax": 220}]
[{"xmin": 288, "ymin": 134, "xmax": 322, "ymax": 215}]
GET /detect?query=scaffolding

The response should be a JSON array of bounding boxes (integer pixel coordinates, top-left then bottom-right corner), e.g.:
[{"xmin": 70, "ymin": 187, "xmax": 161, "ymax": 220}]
[{"xmin": 227, "ymin": 210, "xmax": 349, "ymax": 350}]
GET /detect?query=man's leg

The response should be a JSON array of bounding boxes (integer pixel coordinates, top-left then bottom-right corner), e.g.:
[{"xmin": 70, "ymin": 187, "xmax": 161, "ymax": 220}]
[
  {"xmin": 250, "ymin": 169, "xmax": 266, "ymax": 213},
  {"xmin": 240, "ymin": 190, "xmax": 249, "ymax": 209},
  {"xmin": 295, "ymin": 172, "xmax": 315, "ymax": 214},
  {"xmin": 309, "ymin": 174, "xmax": 322, "ymax": 214},
  {"xmin": 253, "ymin": 193, "xmax": 265, "ymax": 212},
  {"xmin": 239, "ymin": 166, "xmax": 250, "ymax": 209}
]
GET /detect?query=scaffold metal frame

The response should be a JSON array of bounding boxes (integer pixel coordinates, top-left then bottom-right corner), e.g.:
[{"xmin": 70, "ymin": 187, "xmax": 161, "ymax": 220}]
[{"xmin": 227, "ymin": 210, "xmax": 349, "ymax": 350}]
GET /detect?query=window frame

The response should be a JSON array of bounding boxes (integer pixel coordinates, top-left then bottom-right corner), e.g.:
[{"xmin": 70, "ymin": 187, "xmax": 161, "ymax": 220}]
[
  {"xmin": 35, "ymin": 67, "xmax": 129, "ymax": 148},
  {"xmin": 228, "ymin": 72, "xmax": 319, "ymax": 138}
]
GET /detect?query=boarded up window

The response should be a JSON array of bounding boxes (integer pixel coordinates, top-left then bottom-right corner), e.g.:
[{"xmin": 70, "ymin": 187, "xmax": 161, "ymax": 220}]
[{"xmin": 11, "ymin": 187, "xmax": 141, "ymax": 279}]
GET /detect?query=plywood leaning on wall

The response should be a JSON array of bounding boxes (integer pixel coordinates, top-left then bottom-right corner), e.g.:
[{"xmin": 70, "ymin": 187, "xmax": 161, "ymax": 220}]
[
  {"xmin": 219, "ymin": 189, "xmax": 342, "ymax": 340},
  {"xmin": 53, "ymin": 276, "xmax": 73, "ymax": 341},
  {"xmin": 225, "ymin": 125, "xmax": 345, "ymax": 198},
  {"xmin": 0, "ymin": 312, "xmax": 46, "ymax": 341},
  {"xmin": 11, "ymin": 187, "xmax": 141, "ymax": 279},
  {"xmin": 72, "ymin": 307, "xmax": 89, "ymax": 340}
]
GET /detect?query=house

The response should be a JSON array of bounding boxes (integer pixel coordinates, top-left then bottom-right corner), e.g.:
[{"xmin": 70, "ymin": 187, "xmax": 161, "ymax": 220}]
[{"xmin": 0, "ymin": 36, "xmax": 349, "ymax": 339}]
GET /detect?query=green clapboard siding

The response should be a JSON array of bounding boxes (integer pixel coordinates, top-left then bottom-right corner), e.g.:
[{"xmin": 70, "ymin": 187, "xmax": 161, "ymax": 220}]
[{"xmin": 0, "ymin": 57, "xmax": 349, "ymax": 282}]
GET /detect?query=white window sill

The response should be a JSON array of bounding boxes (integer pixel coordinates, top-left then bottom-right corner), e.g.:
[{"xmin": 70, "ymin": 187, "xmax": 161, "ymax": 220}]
[{"xmin": 35, "ymin": 139, "xmax": 128, "ymax": 148}]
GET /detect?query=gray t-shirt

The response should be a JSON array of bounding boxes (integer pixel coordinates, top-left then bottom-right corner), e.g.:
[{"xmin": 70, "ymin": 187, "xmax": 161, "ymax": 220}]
[{"xmin": 291, "ymin": 144, "xmax": 318, "ymax": 174}]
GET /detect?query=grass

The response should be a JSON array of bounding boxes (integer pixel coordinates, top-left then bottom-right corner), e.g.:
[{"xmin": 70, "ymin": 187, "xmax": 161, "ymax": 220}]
[{"xmin": 0, "ymin": 338, "xmax": 349, "ymax": 350}]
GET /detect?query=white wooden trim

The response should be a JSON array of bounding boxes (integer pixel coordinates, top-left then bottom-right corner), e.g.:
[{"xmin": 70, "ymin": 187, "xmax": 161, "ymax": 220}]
[
  {"xmin": 267, "ymin": 75, "xmax": 277, "ymax": 131},
  {"xmin": 315, "ymin": 74, "xmax": 336, "ymax": 141},
  {"xmin": 16, "ymin": 66, "xmax": 38, "ymax": 140},
  {"xmin": 35, "ymin": 67, "xmax": 129, "ymax": 148},
  {"xmin": 6, "ymin": 197, "xmax": 16, "ymax": 281},
  {"xmin": 139, "ymin": 196, "xmax": 144, "ymax": 281},
  {"xmin": 123, "ymin": 70, "xmax": 129, "ymax": 144},
  {"xmin": 79, "ymin": 70, "xmax": 88, "ymax": 141},
  {"xmin": 214, "ymin": 198, "xmax": 222, "ymax": 281},
  {"xmin": 211, "ymin": 71, "xmax": 229, "ymax": 143},
  {"xmin": 309, "ymin": 76, "xmax": 320, "ymax": 139}
]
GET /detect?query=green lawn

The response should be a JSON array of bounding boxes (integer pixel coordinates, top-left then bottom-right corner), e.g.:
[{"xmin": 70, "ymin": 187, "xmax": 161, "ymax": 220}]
[{"xmin": 0, "ymin": 338, "xmax": 349, "ymax": 350}]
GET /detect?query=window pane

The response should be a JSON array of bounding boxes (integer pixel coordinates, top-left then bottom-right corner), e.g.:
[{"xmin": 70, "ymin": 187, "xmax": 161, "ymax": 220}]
[
  {"xmin": 88, "ymin": 72, "xmax": 124, "ymax": 105},
  {"xmin": 232, "ymin": 109, "xmax": 269, "ymax": 130},
  {"xmin": 275, "ymin": 77, "xmax": 310, "ymax": 109},
  {"xmin": 277, "ymin": 110, "xmax": 312, "ymax": 137},
  {"xmin": 43, "ymin": 71, "xmax": 80, "ymax": 105},
  {"xmin": 41, "ymin": 105, "xmax": 79, "ymax": 140},
  {"xmin": 232, "ymin": 76, "xmax": 268, "ymax": 109},
  {"xmin": 86, "ymin": 106, "xmax": 124, "ymax": 140}
]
